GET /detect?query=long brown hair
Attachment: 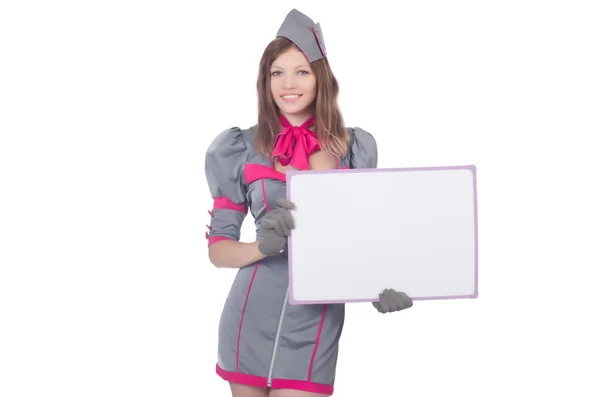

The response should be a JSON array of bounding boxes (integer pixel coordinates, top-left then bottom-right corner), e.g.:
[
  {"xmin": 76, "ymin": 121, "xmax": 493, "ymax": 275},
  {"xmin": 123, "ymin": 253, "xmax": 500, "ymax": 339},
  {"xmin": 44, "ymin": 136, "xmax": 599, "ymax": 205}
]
[{"xmin": 256, "ymin": 37, "xmax": 349, "ymax": 157}]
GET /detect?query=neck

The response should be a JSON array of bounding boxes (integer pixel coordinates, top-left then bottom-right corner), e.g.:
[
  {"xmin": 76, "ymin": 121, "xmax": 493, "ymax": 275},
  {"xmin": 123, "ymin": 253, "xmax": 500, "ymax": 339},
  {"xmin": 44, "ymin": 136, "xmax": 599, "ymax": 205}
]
[{"xmin": 280, "ymin": 110, "xmax": 314, "ymax": 127}]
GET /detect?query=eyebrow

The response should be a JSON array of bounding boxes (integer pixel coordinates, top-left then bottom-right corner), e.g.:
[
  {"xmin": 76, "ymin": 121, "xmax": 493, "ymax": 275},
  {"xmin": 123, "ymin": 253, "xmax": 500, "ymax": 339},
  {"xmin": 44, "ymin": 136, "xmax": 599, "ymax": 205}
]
[{"xmin": 270, "ymin": 64, "xmax": 310, "ymax": 70}]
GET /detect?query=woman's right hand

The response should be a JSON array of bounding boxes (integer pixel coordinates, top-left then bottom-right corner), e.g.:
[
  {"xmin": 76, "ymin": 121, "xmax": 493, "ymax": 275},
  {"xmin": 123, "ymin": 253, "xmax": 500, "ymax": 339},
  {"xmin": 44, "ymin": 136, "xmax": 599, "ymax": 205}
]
[{"xmin": 258, "ymin": 198, "xmax": 295, "ymax": 256}]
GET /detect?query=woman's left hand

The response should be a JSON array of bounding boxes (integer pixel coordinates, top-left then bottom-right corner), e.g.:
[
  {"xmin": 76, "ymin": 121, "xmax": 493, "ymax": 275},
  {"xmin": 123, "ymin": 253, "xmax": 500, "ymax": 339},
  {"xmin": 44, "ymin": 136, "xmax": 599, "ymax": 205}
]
[{"xmin": 373, "ymin": 289, "xmax": 413, "ymax": 314}]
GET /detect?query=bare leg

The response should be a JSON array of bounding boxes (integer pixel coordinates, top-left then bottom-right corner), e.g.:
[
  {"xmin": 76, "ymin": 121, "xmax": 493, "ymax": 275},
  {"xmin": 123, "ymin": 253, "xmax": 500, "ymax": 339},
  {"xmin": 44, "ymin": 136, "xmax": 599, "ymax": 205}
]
[
  {"xmin": 230, "ymin": 382, "xmax": 269, "ymax": 397},
  {"xmin": 269, "ymin": 389, "xmax": 330, "ymax": 397}
]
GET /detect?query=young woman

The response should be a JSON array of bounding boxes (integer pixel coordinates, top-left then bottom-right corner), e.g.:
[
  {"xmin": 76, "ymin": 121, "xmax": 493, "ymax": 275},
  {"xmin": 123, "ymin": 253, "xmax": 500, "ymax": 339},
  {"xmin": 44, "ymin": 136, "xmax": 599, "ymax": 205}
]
[{"xmin": 205, "ymin": 9, "xmax": 414, "ymax": 397}]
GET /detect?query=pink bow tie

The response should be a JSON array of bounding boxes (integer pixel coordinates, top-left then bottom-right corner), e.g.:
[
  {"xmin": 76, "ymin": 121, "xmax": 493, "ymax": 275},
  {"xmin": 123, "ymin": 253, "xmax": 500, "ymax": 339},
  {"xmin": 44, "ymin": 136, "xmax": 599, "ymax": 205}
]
[{"xmin": 272, "ymin": 114, "xmax": 320, "ymax": 170}]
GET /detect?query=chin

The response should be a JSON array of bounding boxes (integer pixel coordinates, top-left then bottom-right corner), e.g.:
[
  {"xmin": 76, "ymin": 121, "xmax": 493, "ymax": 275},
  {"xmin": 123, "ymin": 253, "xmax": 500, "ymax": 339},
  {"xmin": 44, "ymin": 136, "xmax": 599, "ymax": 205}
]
[
  {"xmin": 277, "ymin": 102, "xmax": 309, "ymax": 115},
  {"xmin": 277, "ymin": 101, "xmax": 310, "ymax": 114}
]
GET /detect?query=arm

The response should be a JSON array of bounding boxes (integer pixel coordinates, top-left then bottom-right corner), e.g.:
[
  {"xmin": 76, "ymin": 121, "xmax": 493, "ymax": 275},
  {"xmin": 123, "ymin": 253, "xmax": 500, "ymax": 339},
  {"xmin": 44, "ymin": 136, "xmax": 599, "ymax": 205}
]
[
  {"xmin": 209, "ymin": 198, "xmax": 296, "ymax": 268},
  {"xmin": 208, "ymin": 240, "xmax": 266, "ymax": 268},
  {"xmin": 204, "ymin": 128, "xmax": 294, "ymax": 269},
  {"xmin": 205, "ymin": 127, "xmax": 256, "ymax": 267}
]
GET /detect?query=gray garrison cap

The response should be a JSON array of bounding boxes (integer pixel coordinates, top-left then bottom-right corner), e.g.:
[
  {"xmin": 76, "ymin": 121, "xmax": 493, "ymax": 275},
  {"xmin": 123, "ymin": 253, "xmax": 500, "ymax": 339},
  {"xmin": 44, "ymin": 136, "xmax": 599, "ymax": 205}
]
[{"xmin": 276, "ymin": 9, "xmax": 327, "ymax": 62}]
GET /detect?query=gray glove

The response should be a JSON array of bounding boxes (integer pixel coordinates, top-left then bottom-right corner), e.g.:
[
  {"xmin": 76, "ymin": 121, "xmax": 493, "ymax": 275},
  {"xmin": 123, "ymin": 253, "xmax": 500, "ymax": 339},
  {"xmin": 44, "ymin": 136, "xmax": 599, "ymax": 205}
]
[
  {"xmin": 258, "ymin": 198, "xmax": 295, "ymax": 256},
  {"xmin": 373, "ymin": 289, "xmax": 413, "ymax": 314}
]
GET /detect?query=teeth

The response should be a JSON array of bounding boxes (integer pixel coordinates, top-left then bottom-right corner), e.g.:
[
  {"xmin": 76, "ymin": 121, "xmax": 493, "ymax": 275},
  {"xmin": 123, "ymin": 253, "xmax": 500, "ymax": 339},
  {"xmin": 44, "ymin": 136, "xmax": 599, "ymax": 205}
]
[{"xmin": 283, "ymin": 95, "xmax": 299, "ymax": 99}]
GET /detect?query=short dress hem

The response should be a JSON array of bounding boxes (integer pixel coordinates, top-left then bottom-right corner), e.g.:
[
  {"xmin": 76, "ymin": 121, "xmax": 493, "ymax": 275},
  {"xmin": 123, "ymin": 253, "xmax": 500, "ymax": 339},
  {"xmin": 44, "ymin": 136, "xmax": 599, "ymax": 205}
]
[{"xmin": 216, "ymin": 363, "xmax": 335, "ymax": 395}]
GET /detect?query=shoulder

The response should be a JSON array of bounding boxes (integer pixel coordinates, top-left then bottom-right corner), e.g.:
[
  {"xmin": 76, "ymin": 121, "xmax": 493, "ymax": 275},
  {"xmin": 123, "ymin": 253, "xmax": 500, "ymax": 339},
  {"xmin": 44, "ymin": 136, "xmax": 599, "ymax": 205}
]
[
  {"xmin": 347, "ymin": 127, "xmax": 377, "ymax": 168},
  {"xmin": 206, "ymin": 126, "xmax": 257, "ymax": 164},
  {"xmin": 206, "ymin": 127, "xmax": 247, "ymax": 157},
  {"xmin": 205, "ymin": 127, "xmax": 255, "ymax": 200},
  {"xmin": 348, "ymin": 127, "xmax": 377, "ymax": 149}
]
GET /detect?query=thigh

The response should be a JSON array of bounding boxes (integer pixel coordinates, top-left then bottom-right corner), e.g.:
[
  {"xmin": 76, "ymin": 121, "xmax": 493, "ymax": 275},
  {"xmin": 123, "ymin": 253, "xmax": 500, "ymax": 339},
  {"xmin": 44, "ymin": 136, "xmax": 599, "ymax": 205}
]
[
  {"xmin": 269, "ymin": 389, "xmax": 330, "ymax": 397},
  {"xmin": 230, "ymin": 382, "xmax": 269, "ymax": 397}
]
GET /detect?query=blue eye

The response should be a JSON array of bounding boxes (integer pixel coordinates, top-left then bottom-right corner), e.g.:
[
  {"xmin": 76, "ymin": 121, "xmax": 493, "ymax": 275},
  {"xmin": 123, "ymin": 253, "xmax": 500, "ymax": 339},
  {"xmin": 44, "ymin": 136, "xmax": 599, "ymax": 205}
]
[{"xmin": 271, "ymin": 70, "xmax": 309, "ymax": 76}]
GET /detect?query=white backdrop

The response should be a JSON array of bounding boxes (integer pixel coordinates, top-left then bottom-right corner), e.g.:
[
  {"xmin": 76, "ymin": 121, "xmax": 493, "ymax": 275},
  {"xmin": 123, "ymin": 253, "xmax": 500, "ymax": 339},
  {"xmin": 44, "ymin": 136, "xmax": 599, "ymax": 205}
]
[{"xmin": 1, "ymin": 0, "xmax": 599, "ymax": 396}]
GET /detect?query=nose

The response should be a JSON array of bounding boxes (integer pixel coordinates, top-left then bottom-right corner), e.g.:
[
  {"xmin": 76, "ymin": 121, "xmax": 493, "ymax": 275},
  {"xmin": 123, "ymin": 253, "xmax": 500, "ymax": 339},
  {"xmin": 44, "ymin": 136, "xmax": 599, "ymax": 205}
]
[{"xmin": 283, "ymin": 74, "xmax": 296, "ymax": 89}]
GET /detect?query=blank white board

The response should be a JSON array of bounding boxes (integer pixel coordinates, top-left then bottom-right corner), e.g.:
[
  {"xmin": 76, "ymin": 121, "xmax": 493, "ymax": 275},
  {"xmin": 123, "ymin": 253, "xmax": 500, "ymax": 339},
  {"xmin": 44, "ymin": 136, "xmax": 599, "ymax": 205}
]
[{"xmin": 286, "ymin": 165, "xmax": 478, "ymax": 305}]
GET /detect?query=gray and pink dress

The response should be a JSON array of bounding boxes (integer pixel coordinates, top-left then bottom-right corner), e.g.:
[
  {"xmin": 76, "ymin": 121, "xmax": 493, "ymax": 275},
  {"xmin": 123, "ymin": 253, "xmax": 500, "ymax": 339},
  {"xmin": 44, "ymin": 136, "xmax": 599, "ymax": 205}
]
[{"xmin": 204, "ymin": 116, "xmax": 377, "ymax": 395}]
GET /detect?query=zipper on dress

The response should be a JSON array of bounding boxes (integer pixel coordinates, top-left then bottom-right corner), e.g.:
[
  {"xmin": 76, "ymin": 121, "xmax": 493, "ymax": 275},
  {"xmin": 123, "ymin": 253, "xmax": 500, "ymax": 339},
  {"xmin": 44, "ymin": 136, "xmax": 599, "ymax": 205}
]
[{"xmin": 266, "ymin": 286, "xmax": 289, "ymax": 387}]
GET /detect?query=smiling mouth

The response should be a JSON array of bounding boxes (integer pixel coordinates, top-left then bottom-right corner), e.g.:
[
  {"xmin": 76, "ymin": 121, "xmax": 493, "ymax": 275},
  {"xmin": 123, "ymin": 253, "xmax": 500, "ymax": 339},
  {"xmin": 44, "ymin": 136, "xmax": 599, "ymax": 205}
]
[{"xmin": 281, "ymin": 94, "xmax": 302, "ymax": 102}]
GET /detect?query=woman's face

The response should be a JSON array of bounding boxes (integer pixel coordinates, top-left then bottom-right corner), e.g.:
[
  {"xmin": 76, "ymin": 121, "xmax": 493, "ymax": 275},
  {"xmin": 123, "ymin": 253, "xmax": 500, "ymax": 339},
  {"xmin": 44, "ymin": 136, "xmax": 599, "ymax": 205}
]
[{"xmin": 270, "ymin": 48, "xmax": 317, "ymax": 124}]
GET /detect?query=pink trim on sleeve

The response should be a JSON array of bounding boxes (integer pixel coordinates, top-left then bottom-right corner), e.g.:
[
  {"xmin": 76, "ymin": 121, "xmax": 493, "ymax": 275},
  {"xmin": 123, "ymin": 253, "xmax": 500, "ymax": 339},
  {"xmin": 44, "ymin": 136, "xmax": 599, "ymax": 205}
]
[
  {"xmin": 213, "ymin": 197, "xmax": 247, "ymax": 213},
  {"xmin": 207, "ymin": 236, "xmax": 233, "ymax": 246}
]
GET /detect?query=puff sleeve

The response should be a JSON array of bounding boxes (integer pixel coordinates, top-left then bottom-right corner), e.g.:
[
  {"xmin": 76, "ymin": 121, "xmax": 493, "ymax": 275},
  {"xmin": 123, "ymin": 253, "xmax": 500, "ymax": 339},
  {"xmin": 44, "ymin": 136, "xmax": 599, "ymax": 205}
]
[
  {"xmin": 349, "ymin": 127, "xmax": 378, "ymax": 169},
  {"xmin": 204, "ymin": 127, "xmax": 249, "ymax": 246}
]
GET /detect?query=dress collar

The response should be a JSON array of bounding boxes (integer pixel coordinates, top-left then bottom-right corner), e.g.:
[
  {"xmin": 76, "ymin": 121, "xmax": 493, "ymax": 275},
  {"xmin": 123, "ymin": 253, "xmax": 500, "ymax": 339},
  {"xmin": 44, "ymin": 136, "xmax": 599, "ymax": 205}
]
[{"xmin": 271, "ymin": 114, "xmax": 320, "ymax": 170}]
